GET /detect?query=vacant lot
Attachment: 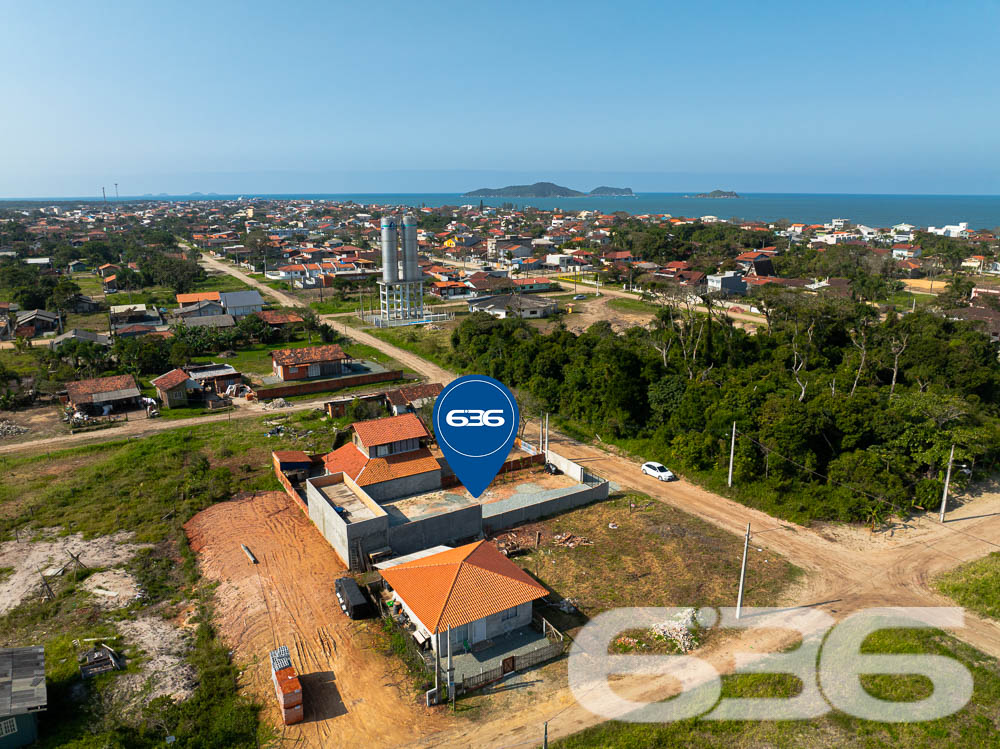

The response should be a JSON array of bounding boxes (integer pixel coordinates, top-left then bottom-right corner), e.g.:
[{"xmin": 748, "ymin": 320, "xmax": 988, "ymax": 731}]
[
  {"xmin": 501, "ymin": 493, "xmax": 798, "ymax": 635},
  {"xmin": 186, "ymin": 491, "xmax": 452, "ymax": 747}
]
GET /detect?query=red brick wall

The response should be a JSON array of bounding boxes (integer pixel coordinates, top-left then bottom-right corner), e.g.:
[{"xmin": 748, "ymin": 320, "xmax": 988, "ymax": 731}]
[{"xmin": 255, "ymin": 370, "xmax": 406, "ymax": 399}]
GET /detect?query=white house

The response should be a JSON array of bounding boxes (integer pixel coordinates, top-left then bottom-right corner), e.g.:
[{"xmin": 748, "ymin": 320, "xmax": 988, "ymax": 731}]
[
  {"xmin": 378, "ymin": 541, "xmax": 549, "ymax": 654},
  {"xmin": 928, "ymin": 222, "xmax": 970, "ymax": 238}
]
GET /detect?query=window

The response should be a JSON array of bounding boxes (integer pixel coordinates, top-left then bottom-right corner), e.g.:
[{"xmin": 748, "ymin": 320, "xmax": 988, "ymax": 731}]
[
  {"xmin": 0, "ymin": 717, "xmax": 17, "ymax": 738},
  {"xmin": 501, "ymin": 606, "xmax": 518, "ymax": 621}
]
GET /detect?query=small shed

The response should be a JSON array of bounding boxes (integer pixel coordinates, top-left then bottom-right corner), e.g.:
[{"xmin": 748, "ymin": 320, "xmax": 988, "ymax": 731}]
[{"xmin": 0, "ymin": 646, "xmax": 47, "ymax": 749}]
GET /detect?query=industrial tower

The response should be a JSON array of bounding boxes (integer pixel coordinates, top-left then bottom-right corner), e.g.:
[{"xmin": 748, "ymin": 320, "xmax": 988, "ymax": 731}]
[{"xmin": 377, "ymin": 214, "xmax": 425, "ymax": 324}]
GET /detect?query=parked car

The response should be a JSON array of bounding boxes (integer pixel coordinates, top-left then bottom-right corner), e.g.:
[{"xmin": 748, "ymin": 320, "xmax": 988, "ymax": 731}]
[
  {"xmin": 641, "ymin": 462, "xmax": 675, "ymax": 481},
  {"xmin": 335, "ymin": 577, "xmax": 371, "ymax": 619},
  {"xmin": 572, "ymin": 294, "xmax": 587, "ymax": 300}
]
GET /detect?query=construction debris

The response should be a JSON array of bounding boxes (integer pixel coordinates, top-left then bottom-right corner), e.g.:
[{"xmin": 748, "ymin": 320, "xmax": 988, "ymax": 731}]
[
  {"xmin": 608, "ymin": 522, "xmax": 619, "ymax": 530},
  {"xmin": 651, "ymin": 610, "xmax": 698, "ymax": 653},
  {"xmin": 553, "ymin": 532, "xmax": 592, "ymax": 548},
  {"xmin": 262, "ymin": 398, "xmax": 291, "ymax": 410},
  {"xmin": 80, "ymin": 644, "xmax": 123, "ymax": 678},
  {"xmin": 0, "ymin": 419, "xmax": 28, "ymax": 438},
  {"xmin": 555, "ymin": 598, "xmax": 579, "ymax": 614}
]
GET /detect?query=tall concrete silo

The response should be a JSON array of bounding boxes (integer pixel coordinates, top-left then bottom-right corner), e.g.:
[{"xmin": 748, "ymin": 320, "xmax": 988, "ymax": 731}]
[
  {"xmin": 402, "ymin": 214, "xmax": 419, "ymax": 281},
  {"xmin": 380, "ymin": 216, "xmax": 398, "ymax": 283}
]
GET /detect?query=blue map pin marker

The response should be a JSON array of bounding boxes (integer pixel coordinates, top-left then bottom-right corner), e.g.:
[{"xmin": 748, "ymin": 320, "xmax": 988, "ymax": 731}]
[{"xmin": 434, "ymin": 374, "xmax": 520, "ymax": 498}]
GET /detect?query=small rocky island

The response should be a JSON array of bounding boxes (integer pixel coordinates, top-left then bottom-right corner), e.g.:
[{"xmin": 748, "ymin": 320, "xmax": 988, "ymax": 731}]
[
  {"xmin": 464, "ymin": 182, "xmax": 633, "ymax": 198},
  {"xmin": 687, "ymin": 189, "xmax": 740, "ymax": 199}
]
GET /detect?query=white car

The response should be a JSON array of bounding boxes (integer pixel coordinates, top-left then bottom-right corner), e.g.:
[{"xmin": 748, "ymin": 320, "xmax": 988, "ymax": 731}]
[{"xmin": 641, "ymin": 462, "xmax": 676, "ymax": 481}]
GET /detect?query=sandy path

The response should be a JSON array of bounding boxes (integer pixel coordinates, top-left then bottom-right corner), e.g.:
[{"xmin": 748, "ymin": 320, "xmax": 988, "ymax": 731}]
[{"xmin": 185, "ymin": 491, "xmax": 450, "ymax": 747}]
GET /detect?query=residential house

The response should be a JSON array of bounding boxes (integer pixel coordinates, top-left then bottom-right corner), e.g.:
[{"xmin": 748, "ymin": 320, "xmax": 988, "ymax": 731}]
[
  {"xmin": 65, "ymin": 374, "xmax": 141, "ymax": 414},
  {"xmin": 181, "ymin": 314, "xmax": 236, "ymax": 330},
  {"xmin": 468, "ymin": 294, "xmax": 557, "ymax": 319},
  {"xmin": 255, "ymin": 310, "xmax": 304, "ymax": 328},
  {"xmin": 219, "ymin": 290, "xmax": 265, "ymax": 318},
  {"xmin": 429, "ymin": 280, "xmax": 470, "ymax": 298},
  {"xmin": 102, "ymin": 274, "xmax": 118, "ymax": 293},
  {"xmin": 5, "ymin": 309, "xmax": 61, "ymax": 339},
  {"xmin": 927, "ymin": 222, "xmax": 970, "ymax": 238},
  {"xmin": 97, "ymin": 263, "xmax": 119, "ymax": 278},
  {"xmin": 271, "ymin": 344, "xmax": 352, "ymax": 381},
  {"xmin": 176, "ymin": 291, "xmax": 221, "ymax": 307},
  {"xmin": 48, "ymin": 329, "xmax": 110, "ymax": 350},
  {"xmin": 109, "ymin": 304, "xmax": 162, "ymax": 331},
  {"xmin": 961, "ymin": 256, "xmax": 988, "ymax": 273},
  {"xmin": 66, "ymin": 260, "xmax": 87, "ymax": 273},
  {"xmin": 173, "ymin": 300, "xmax": 225, "ymax": 319},
  {"xmin": 62, "ymin": 294, "xmax": 100, "ymax": 313},
  {"xmin": 384, "ymin": 383, "xmax": 444, "ymax": 416},
  {"xmin": 707, "ymin": 271, "xmax": 747, "ymax": 295},
  {"xmin": 323, "ymin": 412, "xmax": 441, "ymax": 502},
  {"xmin": 378, "ymin": 541, "xmax": 548, "ymax": 655},
  {"xmin": 892, "ymin": 244, "xmax": 922, "ymax": 260},
  {"xmin": 0, "ymin": 646, "xmax": 47, "ymax": 749},
  {"xmin": 151, "ymin": 368, "xmax": 199, "ymax": 408}
]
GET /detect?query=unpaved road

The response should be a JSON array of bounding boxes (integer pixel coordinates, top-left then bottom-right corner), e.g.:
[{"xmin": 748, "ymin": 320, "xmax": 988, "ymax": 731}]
[
  {"xmin": 186, "ymin": 492, "xmax": 449, "ymax": 747},
  {"xmin": 13, "ymin": 250, "xmax": 1000, "ymax": 747}
]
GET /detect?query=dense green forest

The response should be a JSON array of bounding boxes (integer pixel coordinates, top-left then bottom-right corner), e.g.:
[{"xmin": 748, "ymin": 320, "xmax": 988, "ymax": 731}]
[{"xmin": 448, "ymin": 296, "xmax": 1000, "ymax": 525}]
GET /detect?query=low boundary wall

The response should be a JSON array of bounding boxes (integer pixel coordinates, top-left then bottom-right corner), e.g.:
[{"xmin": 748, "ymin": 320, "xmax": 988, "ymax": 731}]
[
  {"xmin": 481, "ymin": 481, "xmax": 609, "ymax": 532},
  {"xmin": 255, "ymin": 370, "xmax": 406, "ymax": 400}
]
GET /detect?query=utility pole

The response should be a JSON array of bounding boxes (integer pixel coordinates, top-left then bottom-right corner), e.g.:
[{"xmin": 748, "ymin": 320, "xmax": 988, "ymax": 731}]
[
  {"xmin": 939, "ymin": 444, "xmax": 956, "ymax": 522},
  {"xmin": 736, "ymin": 522, "xmax": 750, "ymax": 619},
  {"xmin": 447, "ymin": 624, "xmax": 455, "ymax": 711},
  {"xmin": 728, "ymin": 421, "xmax": 736, "ymax": 488},
  {"xmin": 543, "ymin": 721, "xmax": 548, "ymax": 749},
  {"xmin": 101, "ymin": 186, "xmax": 107, "ymax": 206}
]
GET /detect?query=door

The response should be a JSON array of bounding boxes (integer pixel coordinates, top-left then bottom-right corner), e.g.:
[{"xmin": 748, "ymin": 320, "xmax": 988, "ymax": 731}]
[
  {"xmin": 307, "ymin": 363, "xmax": 320, "ymax": 378},
  {"xmin": 470, "ymin": 619, "xmax": 487, "ymax": 644},
  {"xmin": 502, "ymin": 656, "xmax": 515, "ymax": 674}
]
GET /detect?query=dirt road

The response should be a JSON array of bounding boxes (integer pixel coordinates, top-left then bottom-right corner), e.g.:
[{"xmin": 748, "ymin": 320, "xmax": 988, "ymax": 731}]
[
  {"xmin": 0, "ymin": 396, "xmax": 336, "ymax": 455},
  {"xmin": 185, "ymin": 492, "xmax": 450, "ymax": 747}
]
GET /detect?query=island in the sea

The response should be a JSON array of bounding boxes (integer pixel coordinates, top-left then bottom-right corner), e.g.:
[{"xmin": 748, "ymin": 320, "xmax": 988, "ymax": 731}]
[
  {"xmin": 463, "ymin": 181, "xmax": 633, "ymax": 198},
  {"xmin": 686, "ymin": 189, "xmax": 741, "ymax": 199}
]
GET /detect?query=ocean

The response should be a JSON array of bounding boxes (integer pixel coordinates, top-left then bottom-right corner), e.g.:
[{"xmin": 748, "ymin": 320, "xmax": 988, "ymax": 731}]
[{"xmin": 17, "ymin": 192, "xmax": 1000, "ymax": 229}]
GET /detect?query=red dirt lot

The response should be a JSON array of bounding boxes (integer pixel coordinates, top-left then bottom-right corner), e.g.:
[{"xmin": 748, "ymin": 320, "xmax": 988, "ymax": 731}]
[{"xmin": 185, "ymin": 491, "xmax": 451, "ymax": 747}]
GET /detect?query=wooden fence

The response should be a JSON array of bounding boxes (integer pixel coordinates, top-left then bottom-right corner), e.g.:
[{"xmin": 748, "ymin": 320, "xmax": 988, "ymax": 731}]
[{"xmin": 456, "ymin": 615, "xmax": 566, "ymax": 695}]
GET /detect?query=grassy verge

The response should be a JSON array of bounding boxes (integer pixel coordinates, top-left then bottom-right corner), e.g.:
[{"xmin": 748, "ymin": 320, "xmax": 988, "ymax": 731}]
[
  {"xmin": 607, "ymin": 296, "xmax": 659, "ymax": 315},
  {"xmin": 364, "ymin": 325, "xmax": 455, "ymax": 371},
  {"xmin": 554, "ymin": 628, "xmax": 1000, "ymax": 748},
  {"xmin": 937, "ymin": 552, "xmax": 1000, "ymax": 620}
]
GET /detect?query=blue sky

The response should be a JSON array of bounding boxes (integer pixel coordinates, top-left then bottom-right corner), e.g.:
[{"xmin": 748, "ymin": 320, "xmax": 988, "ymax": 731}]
[{"xmin": 1, "ymin": 0, "xmax": 998, "ymax": 197}]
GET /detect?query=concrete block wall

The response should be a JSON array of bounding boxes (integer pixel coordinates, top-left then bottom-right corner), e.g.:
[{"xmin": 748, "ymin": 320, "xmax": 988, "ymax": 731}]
[
  {"xmin": 482, "ymin": 481, "xmax": 609, "ymax": 532},
  {"xmin": 545, "ymin": 449, "xmax": 584, "ymax": 481},
  {"xmin": 388, "ymin": 503, "xmax": 483, "ymax": 556}
]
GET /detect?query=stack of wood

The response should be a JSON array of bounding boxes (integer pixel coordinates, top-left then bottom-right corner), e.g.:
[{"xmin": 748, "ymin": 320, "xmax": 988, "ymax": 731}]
[{"xmin": 270, "ymin": 645, "xmax": 303, "ymax": 725}]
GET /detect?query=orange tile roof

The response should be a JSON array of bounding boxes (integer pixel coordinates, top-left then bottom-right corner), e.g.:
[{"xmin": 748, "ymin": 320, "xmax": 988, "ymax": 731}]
[
  {"xmin": 380, "ymin": 541, "xmax": 548, "ymax": 633},
  {"xmin": 356, "ymin": 447, "xmax": 441, "ymax": 486},
  {"xmin": 352, "ymin": 413, "xmax": 428, "ymax": 448},
  {"xmin": 177, "ymin": 291, "xmax": 221, "ymax": 304},
  {"xmin": 271, "ymin": 344, "xmax": 349, "ymax": 366},
  {"xmin": 151, "ymin": 368, "xmax": 190, "ymax": 390},
  {"xmin": 323, "ymin": 443, "xmax": 368, "ymax": 481}
]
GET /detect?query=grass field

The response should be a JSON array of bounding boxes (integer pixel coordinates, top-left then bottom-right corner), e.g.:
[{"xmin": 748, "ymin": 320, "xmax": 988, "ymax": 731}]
[
  {"xmin": 364, "ymin": 324, "xmax": 455, "ymax": 371},
  {"xmin": 607, "ymin": 296, "xmax": 660, "ymax": 315},
  {"xmin": 0, "ymin": 348, "xmax": 39, "ymax": 377},
  {"xmin": 937, "ymin": 551, "xmax": 1000, "ymax": 620},
  {"xmin": 554, "ymin": 628, "xmax": 1000, "ymax": 748}
]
